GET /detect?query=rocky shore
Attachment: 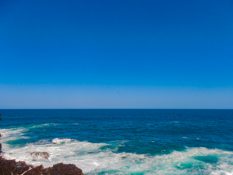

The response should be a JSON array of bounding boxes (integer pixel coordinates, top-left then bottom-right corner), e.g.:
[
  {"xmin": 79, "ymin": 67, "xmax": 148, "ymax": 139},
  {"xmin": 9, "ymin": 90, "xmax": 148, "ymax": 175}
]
[
  {"xmin": 0, "ymin": 157, "xmax": 84, "ymax": 175},
  {"xmin": 0, "ymin": 134, "xmax": 84, "ymax": 175}
]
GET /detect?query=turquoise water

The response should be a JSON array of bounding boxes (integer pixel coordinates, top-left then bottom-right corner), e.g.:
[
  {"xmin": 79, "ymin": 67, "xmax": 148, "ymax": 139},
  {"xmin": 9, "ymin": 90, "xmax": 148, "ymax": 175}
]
[{"xmin": 0, "ymin": 109, "xmax": 233, "ymax": 174}]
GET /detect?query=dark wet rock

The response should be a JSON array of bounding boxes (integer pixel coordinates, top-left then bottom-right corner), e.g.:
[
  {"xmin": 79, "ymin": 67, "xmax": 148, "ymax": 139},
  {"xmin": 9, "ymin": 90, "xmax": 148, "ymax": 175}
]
[
  {"xmin": 0, "ymin": 157, "xmax": 84, "ymax": 175},
  {"xmin": 0, "ymin": 157, "xmax": 32, "ymax": 175},
  {"xmin": 44, "ymin": 163, "xmax": 84, "ymax": 175},
  {"xmin": 30, "ymin": 151, "xmax": 50, "ymax": 160},
  {"xmin": 24, "ymin": 165, "xmax": 44, "ymax": 175}
]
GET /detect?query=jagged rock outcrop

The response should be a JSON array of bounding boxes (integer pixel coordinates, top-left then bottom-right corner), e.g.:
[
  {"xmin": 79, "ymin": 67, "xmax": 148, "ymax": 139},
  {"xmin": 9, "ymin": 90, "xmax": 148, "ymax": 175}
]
[
  {"xmin": 43, "ymin": 163, "xmax": 84, "ymax": 175},
  {"xmin": 0, "ymin": 157, "xmax": 32, "ymax": 175},
  {"xmin": 0, "ymin": 157, "xmax": 84, "ymax": 175},
  {"xmin": 24, "ymin": 165, "xmax": 44, "ymax": 175}
]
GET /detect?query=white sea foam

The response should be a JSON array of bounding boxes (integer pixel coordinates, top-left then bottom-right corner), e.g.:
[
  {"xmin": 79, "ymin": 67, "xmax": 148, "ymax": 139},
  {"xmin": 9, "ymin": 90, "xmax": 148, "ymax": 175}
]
[
  {"xmin": 28, "ymin": 123, "xmax": 59, "ymax": 129},
  {"xmin": 1, "ymin": 127, "xmax": 233, "ymax": 175},
  {"xmin": 0, "ymin": 123, "xmax": 57, "ymax": 143},
  {"xmin": 0, "ymin": 128, "xmax": 27, "ymax": 143},
  {"xmin": 52, "ymin": 138, "xmax": 73, "ymax": 144}
]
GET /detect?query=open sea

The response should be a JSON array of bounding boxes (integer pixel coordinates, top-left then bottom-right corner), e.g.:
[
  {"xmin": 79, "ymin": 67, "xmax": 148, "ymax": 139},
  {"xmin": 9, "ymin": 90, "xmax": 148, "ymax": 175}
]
[{"xmin": 0, "ymin": 109, "xmax": 233, "ymax": 175}]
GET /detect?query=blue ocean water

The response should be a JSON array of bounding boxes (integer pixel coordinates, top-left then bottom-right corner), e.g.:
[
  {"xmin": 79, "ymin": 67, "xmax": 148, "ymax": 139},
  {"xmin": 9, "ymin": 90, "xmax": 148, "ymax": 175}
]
[{"xmin": 1, "ymin": 109, "xmax": 233, "ymax": 175}]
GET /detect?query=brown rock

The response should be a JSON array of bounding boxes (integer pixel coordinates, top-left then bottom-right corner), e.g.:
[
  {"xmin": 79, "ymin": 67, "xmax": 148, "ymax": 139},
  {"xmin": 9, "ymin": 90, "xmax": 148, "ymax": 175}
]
[
  {"xmin": 0, "ymin": 157, "xmax": 84, "ymax": 175},
  {"xmin": 30, "ymin": 152, "xmax": 50, "ymax": 160},
  {"xmin": 24, "ymin": 165, "xmax": 44, "ymax": 175},
  {"xmin": 0, "ymin": 157, "xmax": 32, "ymax": 175},
  {"xmin": 45, "ymin": 163, "xmax": 84, "ymax": 175}
]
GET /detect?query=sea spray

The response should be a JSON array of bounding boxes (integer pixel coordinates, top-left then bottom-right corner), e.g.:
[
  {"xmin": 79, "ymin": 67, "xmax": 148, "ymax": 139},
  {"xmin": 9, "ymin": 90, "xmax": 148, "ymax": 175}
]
[{"xmin": 1, "ymin": 127, "xmax": 233, "ymax": 175}]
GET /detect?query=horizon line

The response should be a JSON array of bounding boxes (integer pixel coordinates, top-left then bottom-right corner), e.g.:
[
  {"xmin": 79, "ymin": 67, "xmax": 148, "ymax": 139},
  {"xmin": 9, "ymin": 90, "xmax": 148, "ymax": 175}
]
[{"xmin": 1, "ymin": 108, "xmax": 233, "ymax": 110}]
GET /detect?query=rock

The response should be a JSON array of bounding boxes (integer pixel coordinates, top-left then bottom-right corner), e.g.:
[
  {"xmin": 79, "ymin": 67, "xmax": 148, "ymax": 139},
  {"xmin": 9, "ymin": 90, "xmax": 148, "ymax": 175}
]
[
  {"xmin": 0, "ymin": 157, "xmax": 32, "ymax": 175},
  {"xmin": 44, "ymin": 163, "xmax": 84, "ymax": 175},
  {"xmin": 24, "ymin": 165, "xmax": 44, "ymax": 175},
  {"xmin": 0, "ymin": 157, "xmax": 84, "ymax": 175},
  {"xmin": 30, "ymin": 151, "xmax": 50, "ymax": 160}
]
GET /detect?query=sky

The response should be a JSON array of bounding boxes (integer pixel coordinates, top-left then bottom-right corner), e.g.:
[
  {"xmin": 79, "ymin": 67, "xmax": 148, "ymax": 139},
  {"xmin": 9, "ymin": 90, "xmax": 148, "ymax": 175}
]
[{"xmin": 0, "ymin": 0, "xmax": 233, "ymax": 108}]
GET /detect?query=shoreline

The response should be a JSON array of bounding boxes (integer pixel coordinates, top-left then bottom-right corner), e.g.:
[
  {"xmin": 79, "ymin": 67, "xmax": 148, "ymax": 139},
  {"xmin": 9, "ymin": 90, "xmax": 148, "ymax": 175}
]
[
  {"xmin": 1, "ymin": 110, "xmax": 233, "ymax": 174},
  {"xmin": 0, "ymin": 133, "xmax": 84, "ymax": 175},
  {"xmin": 0, "ymin": 157, "xmax": 84, "ymax": 175}
]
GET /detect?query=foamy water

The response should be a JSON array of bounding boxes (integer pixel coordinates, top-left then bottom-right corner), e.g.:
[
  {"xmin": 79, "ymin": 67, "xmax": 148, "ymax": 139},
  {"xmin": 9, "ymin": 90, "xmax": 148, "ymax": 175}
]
[{"xmin": 1, "ymin": 127, "xmax": 233, "ymax": 175}]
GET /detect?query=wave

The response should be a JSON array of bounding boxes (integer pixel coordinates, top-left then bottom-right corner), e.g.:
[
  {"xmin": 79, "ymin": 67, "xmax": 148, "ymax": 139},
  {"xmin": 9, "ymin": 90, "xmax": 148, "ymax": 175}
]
[
  {"xmin": 1, "ymin": 128, "xmax": 233, "ymax": 175},
  {"xmin": 27, "ymin": 123, "xmax": 59, "ymax": 129},
  {"xmin": 0, "ymin": 128, "xmax": 28, "ymax": 143},
  {"xmin": 0, "ymin": 123, "xmax": 58, "ymax": 143}
]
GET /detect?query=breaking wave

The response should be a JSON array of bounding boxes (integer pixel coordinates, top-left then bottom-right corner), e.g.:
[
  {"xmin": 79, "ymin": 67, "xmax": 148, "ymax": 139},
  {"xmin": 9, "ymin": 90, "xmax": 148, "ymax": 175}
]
[{"xmin": 1, "ymin": 127, "xmax": 233, "ymax": 175}]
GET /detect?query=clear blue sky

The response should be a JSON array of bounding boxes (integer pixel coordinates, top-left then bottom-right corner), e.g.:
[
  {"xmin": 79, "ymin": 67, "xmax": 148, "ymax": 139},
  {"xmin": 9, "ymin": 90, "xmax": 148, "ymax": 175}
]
[{"xmin": 0, "ymin": 0, "xmax": 233, "ymax": 108}]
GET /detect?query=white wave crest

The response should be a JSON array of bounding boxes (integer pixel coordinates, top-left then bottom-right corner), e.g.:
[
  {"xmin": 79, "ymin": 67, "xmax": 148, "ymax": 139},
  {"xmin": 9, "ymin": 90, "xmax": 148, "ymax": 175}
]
[
  {"xmin": 1, "ymin": 127, "xmax": 233, "ymax": 175},
  {"xmin": 28, "ymin": 123, "xmax": 59, "ymax": 129},
  {"xmin": 52, "ymin": 138, "xmax": 73, "ymax": 144},
  {"xmin": 0, "ymin": 128, "xmax": 27, "ymax": 143}
]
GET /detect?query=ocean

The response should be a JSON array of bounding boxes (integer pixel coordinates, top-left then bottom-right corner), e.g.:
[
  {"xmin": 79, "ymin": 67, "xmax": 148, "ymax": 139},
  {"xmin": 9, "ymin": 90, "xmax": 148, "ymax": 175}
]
[{"xmin": 0, "ymin": 109, "xmax": 233, "ymax": 175}]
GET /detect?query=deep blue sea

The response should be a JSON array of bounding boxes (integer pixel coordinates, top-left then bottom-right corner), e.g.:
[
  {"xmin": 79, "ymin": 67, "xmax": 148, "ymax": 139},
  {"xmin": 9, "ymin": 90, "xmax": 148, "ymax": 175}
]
[{"xmin": 1, "ymin": 109, "xmax": 233, "ymax": 175}]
